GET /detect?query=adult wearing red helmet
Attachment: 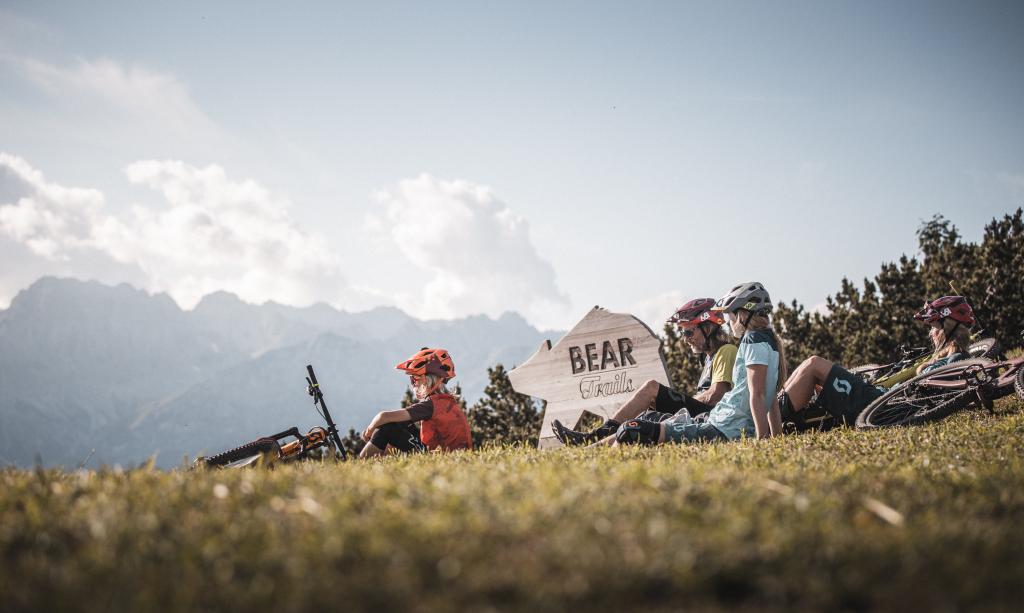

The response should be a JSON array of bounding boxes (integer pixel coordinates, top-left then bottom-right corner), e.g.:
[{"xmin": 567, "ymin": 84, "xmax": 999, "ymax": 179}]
[
  {"xmin": 777, "ymin": 295, "xmax": 976, "ymax": 428},
  {"xmin": 359, "ymin": 347, "xmax": 472, "ymax": 458},
  {"xmin": 552, "ymin": 298, "xmax": 738, "ymax": 446}
]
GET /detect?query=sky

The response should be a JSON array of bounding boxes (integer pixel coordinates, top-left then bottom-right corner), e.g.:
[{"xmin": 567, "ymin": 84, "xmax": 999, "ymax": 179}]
[{"xmin": 1, "ymin": 1, "xmax": 1022, "ymax": 331}]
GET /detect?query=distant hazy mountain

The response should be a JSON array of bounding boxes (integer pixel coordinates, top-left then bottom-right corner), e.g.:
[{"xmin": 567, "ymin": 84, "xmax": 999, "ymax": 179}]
[{"xmin": 0, "ymin": 277, "xmax": 557, "ymax": 468}]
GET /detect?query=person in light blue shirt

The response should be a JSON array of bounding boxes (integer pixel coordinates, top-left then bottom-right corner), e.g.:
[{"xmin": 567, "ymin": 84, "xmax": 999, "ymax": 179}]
[{"xmin": 615, "ymin": 282, "xmax": 788, "ymax": 445}]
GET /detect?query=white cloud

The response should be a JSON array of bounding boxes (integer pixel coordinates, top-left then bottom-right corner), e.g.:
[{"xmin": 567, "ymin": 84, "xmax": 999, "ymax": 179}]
[
  {"xmin": 624, "ymin": 290, "xmax": 688, "ymax": 332},
  {"xmin": 0, "ymin": 154, "xmax": 346, "ymax": 309},
  {"xmin": 9, "ymin": 56, "xmax": 218, "ymax": 136},
  {"xmin": 369, "ymin": 173, "xmax": 568, "ymax": 323},
  {"xmin": 0, "ymin": 152, "xmax": 105, "ymax": 259},
  {"xmin": 1, "ymin": 158, "xmax": 572, "ymax": 326}
]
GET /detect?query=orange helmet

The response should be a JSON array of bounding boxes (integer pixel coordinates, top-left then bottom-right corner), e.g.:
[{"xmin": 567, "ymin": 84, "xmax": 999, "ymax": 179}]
[{"xmin": 396, "ymin": 348, "xmax": 456, "ymax": 381}]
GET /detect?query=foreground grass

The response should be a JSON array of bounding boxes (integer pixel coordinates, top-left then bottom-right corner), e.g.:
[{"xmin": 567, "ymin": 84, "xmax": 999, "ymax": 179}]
[{"xmin": 3, "ymin": 400, "xmax": 1024, "ymax": 612}]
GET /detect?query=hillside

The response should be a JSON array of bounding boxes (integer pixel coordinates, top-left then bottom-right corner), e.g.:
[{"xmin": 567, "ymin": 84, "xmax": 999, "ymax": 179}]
[
  {"xmin": 0, "ymin": 277, "xmax": 558, "ymax": 467},
  {"xmin": 2, "ymin": 399, "xmax": 1023, "ymax": 612}
]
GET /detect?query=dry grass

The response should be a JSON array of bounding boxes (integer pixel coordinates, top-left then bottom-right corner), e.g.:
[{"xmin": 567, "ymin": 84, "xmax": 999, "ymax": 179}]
[{"xmin": 3, "ymin": 398, "xmax": 1024, "ymax": 612}]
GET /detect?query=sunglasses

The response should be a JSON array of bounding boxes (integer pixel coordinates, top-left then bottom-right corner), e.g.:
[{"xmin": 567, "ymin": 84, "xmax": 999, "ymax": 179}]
[{"xmin": 681, "ymin": 327, "xmax": 697, "ymax": 338}]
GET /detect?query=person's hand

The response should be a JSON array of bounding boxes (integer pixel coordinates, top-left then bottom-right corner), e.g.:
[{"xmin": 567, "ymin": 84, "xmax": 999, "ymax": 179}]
[{"xmin": 362, "ymin": 413, "xmax": 382, "ymax": 442}]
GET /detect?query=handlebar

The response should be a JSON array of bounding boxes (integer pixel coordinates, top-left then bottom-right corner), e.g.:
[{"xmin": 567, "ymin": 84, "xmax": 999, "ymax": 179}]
[{"xmin": 898, "ymin": 344, "xmax": 929, "ymax": 358}]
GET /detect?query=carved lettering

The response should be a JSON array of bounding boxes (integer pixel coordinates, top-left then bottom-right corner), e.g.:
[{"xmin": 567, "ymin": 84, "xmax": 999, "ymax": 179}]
[
  {"xmin": 601, "ymin": 340, "xmax": 620, "ymax": 370},
  {"xmin": 569, "ymin": 346, "xmax": 586, "ymax": 374},
  {"xmin": 618, "ymin": 337, "xmax": 636, "ymax": 366},
  {"xmin": 578, "ymin": 372, "xmax": 637, "ymax": 400},
  {"xmin": 585, "ymin": 343, "xmax": 599, "ymax": 372}
]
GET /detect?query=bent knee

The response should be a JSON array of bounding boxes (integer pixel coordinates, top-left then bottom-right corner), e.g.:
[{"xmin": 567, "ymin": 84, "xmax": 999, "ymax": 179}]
[
  {"xmin": 641, "ymin": 379, "xmax": 661, "ymax": 394},
  {"xmin": 808, "ymin": 356, "xmax": 834, "ymax": 375}
]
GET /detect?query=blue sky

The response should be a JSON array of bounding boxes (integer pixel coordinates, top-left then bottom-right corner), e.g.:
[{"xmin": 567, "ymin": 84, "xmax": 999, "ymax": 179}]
[{"xmin": 1, "ymin": 1, "xmax": 1022, "ymax": 330}]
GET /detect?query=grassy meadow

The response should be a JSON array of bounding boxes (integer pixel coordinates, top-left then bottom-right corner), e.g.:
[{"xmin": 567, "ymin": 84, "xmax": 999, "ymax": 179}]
[{"xmin": 3, "ymin": 397, "xmax": 1024, "ymax": 612}]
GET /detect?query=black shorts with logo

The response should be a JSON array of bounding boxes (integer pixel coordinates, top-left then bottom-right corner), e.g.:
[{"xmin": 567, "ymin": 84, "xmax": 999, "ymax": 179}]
[
  {"xmin": 654, "ymin": 384, "xmax": 713, "ymax": 419},
  {"xmin": 370, "ymin": 422, "xmax": 426, "ymax": 453},
  {"xmin": 821, "ymin": 364, "xmax": 885, "ymax": 425}
]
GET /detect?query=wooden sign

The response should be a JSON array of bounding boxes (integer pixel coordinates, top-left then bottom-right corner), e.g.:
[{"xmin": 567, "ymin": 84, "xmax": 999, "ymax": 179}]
[{"xmin": 508, "ymin": 307, "xmax": 670, "ymax": 449}]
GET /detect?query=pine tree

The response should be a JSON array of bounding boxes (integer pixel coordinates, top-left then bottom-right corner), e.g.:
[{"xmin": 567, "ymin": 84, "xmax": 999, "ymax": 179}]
[
  {"xmin": 775, "ymin": 209, "xmax": 1024, "ymax": 373},
  {"xmin": 451, "ymin": 383, "xmax": 469, "ymax": 413},
  {"xmin": 773, "ymin": 299, "xmax": 838, "ymax": 365},
  {"xmin": 971, "ymin": 209, "xmax": 1024, "ymax": 342},
  {"xmin": 339, "ymin": 427, "xmax": 366, "ymax": 457},
  {"xmin": 466, "ymin": 364, "xmax": 544, "ymax": 447}
]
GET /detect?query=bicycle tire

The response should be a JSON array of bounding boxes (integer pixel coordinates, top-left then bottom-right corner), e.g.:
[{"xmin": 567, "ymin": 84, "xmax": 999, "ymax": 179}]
[
  {"xmin": 203, "ymin": 437, "xmax": 281, "ymax": 468},
  {"xmin": 1016, "ymin": 366, "xmax": 1024, "ymax": 401},
  {"xmin": 857, "ymin": 388, "xmax": 975, "ymax": 429},
  {"xmin": 855, "ymin": 358, "xmax": 993, "ymax": 429},
  {"xmin": 968, "ymin": 337, "xmax": 1003, "ymax": 360}
]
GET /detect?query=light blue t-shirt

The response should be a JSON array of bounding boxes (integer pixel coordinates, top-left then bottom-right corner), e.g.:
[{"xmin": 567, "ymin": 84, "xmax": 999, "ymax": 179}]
[{"xmin": 705, "ymin": 330, "xmax": 781, "ymax": 440}]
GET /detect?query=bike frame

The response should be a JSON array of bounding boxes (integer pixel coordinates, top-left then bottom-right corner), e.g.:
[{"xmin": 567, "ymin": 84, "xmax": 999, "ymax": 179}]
[
  {"xmin": 306, "ymin": 364, "xmax": 349, "ymax": 460},
  {"xmin": 912, "ymin": 356, "xmax": 1024, "ymax": 393}
]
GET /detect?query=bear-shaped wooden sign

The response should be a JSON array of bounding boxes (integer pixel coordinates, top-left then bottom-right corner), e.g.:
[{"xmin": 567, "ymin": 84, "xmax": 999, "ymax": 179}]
[{"xmin": 508, "ymin": 307, "xmax": 670, "ymax": 449}]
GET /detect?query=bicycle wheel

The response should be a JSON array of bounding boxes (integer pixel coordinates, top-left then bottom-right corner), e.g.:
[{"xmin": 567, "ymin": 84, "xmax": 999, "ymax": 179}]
[
  {"xmin": 968, "ymin": 337, "xmax": 1003, "ymax": 360},
  {"xmin": 855, "ymin": 359, "xmax": 992, "ymax": 429},
  {"xmin": 203, "ymin": 437, "xmax": 281, "ymax": 468},
  {"xmin": 1016, "ymin": 366, "xmax": 1024, "ymax": 401},
  {"xmin": 857, "ymin": 387, "xmax": 974, "ymax": 429}
]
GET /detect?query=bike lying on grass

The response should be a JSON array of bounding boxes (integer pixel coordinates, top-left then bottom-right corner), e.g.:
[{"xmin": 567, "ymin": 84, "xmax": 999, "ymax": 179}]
[
  {"xmin": 194, "ymin": 365, "xmax": 348, "ymax": 468},
  {"xmin": 856, "ymin": 353, "xmax": 1024, "ymax": 429},
  {"xmin": 849, "ymin": 337, "xmax": 1003, "ymax": 385},
  {"xmin": 786, "ymin": 337, "xmax": 1003, "ymax": 433}
]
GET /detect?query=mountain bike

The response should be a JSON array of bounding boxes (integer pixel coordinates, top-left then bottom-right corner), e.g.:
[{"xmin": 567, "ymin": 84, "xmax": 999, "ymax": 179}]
[
  {"xmin": 195, "ymin": 364, "xmax": 349, "ymax": 468},
  {"xmin": 856, "ymin": 353, "xmax": 1024, "ymax": 429},
  {"xmin": 785, "ymin": 337, "xmax": 1002, "ymax": 433},
  {"xmin": 847, "ymin": 337, "xmax": 1002, "ymax": 385}
]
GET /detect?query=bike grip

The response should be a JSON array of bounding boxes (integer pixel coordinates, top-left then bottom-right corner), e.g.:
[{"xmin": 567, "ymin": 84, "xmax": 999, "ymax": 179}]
[{"xmin": 306, "ymin": 364, "xmax": 319, "ymax": 385}]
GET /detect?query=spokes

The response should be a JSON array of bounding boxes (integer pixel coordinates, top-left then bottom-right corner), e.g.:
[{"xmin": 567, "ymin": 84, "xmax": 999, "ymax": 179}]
[{"xmin": 867, "ymin": 386, "xmax": 970, "ymax": 427}]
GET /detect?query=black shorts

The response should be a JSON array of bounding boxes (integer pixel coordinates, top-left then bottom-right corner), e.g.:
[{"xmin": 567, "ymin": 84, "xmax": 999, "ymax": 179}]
[
  {"xmin": 654, "ymin": 384, "xmax": 713, "ymax": 418},
  {"xmin": 370, "ymin": 422, "xmax": 426, "ymax": 453},
  {"xmin": 821, "ymin": 364, "xmax": 885, "ymax": 425}
]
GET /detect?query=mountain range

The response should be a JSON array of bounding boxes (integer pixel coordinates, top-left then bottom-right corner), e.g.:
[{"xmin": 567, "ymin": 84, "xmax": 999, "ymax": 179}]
[{"xmin": 0, "ymin": 277, "xmax": 557, "ymax": 468}]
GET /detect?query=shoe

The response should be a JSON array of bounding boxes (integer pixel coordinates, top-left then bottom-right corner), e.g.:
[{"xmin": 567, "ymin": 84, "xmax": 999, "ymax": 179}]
[{"xmin": 552, "ymin": 419, "xmax": 595, "ymax": 446}]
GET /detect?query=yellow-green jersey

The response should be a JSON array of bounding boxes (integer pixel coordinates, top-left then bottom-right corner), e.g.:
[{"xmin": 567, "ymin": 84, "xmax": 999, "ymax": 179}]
[{"xmin": 695, "ymin": 343, "xmax": 739, "ymax": 392}]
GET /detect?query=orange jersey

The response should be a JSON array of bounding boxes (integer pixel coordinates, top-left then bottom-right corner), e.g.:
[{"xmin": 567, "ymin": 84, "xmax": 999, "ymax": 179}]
[{"xmin": 419, "ymin": 393, "xmax": 473, "ymax": 451}]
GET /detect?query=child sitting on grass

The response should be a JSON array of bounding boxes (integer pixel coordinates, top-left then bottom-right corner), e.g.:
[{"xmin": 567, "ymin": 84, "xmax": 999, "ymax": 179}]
[{"xmin": 359, "ymin": 348, "xmax": 472, "ymax": 458}]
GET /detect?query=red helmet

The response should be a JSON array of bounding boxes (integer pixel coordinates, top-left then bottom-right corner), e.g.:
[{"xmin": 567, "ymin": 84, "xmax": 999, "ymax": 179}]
[
  {"xmin": 668, "ymin": 298, "xmax": 725, "ymax": 327},
  {"xmin": 914, "ymin": 296, "xmax": 975, "ymax": 326},
  {"xmin": 396, "ymin": 347, "xmax": 456, "ymax": 381}
]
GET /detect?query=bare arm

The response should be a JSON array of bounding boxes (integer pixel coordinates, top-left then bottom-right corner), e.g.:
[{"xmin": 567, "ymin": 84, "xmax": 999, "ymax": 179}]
[
  {"xmin": 694, "ymin": 381, "xmax": 731, "ymax": 406},
  {"xmin": 746, "ymin": 364, "xmax": 771, "ymax": 439},
  {"xmin": 362, "ymin": 408, "xmax": 412, "ymax": 441}
]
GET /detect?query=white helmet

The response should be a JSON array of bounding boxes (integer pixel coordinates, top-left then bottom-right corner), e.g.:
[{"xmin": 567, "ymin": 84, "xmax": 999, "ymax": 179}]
[{"xmin": 711, "ymin": 282, "xmax": 772, "ymax": 314}]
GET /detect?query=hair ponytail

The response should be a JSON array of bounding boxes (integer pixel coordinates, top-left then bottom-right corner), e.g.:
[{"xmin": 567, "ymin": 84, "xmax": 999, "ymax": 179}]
[{"xmin": 931, "ymin": 320, "xmax": 973, "ymax": 361}]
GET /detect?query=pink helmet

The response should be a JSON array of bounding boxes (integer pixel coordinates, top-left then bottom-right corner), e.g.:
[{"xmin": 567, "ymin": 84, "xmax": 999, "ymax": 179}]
[
  {"xmin": 913, "ymin": 296, "xmax": 975, "ymax": 326},
  {"xmin": 668, "ymin": 298, "xmax": 725, "ymax": 327}
]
